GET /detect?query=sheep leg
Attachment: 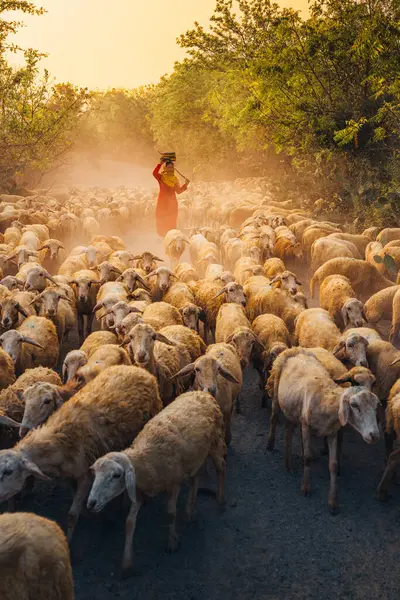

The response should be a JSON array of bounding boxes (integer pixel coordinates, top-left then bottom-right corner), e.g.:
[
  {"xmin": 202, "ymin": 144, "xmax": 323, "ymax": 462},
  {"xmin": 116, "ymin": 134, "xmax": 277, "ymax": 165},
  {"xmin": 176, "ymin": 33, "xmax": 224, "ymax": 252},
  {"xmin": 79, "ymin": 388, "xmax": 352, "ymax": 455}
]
[
  {"xmin": 284, "ymin": 421, "xmax": 295, "ymax": 472},
  {"xmin": 185, "ymin": 473, "xmax": 199, "ymax": 521},
  {"xmin": 301, "ymin": 423, "xmax": 312, "ymax": 497},
  {"xmin": 166, "ymin": 485, "xmax": 180, "ymax": 552},
  {"xmin": 67, "ymin": 474, "xmax": 91, "ymax": 542},
  {"xmin": 337, "ymin": 428, "xmax": 343, "ymax": 476},
  {"xmin": 327, "ymin": 433, "xmax": 339, "ymax": 514},
  {"xmin": 384, "ymin": 431, "xmax": 396, "ymax": 462},
  {"xmin": 224, "ymin": 414, "xmax": 232, "ymax": 446},
  {"xmin": 267, "ymin": 405, "xmax": 279, "ymax": 451},
  {"xmin": 210, "ymin": 447, "xmax": 226, "ymax": 507},
  {"xmin": 121, "ymin": 499, "xmax": 142, "ymax": 576},
  {"xmin": 86, "ymin": 313, "xmax": 94, "ymax": 338},
  {"xmin": 77, "ymin": 313, "xmax": 84, "ymax": 344},
  {"xmin": 377, "ymin": 449, "xmax": 400, "ymax": 500}
]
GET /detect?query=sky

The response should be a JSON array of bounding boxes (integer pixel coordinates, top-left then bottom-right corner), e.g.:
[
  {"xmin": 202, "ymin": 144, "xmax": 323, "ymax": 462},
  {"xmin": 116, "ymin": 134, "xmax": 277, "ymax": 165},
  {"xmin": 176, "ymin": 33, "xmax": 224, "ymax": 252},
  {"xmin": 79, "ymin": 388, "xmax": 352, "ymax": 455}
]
[{"xmin": 10, "ymin": 0, "xmax": 309, "ymax": 90}]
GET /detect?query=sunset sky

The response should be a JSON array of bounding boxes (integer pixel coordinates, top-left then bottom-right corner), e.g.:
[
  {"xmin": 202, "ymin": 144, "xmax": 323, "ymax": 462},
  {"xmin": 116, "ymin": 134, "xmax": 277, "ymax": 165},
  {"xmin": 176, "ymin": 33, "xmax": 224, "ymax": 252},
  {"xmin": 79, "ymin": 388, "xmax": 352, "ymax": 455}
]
[{"xmin": 11, "ymin": 0, "xmax": 309, "ymax": 90}]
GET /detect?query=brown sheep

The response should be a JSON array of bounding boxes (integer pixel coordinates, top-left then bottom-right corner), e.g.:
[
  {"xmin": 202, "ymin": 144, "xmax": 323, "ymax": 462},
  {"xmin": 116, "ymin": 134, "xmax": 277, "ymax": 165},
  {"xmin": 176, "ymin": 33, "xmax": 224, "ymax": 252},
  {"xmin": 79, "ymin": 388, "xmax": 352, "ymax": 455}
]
[
  {"xmin": 319, "ymin": 275, "xmax": 366, "ymax": 330},
  {"xmin": 252, "ymin": 288, "xmax": 305, "ymax": 333},
  {"xmin": 310, "ymin": 258, "xmax": 394, "ymax": 301},
  {"xmin": 364, "ymin": 285, "xmax": 399, "ymax": 328},
  {"xmin": 87, "ymin": 391, "xmax": 226, "ymax": 575},
  {"xmin": 267, "ymin": 348, "xmax": 380, "ymax": 513},
  {"xmin": 80, "ymin": 330, "xmax": 117, "ymax": 357},
  {"xmin": 0, "ymin": 347, "xmax": 15, "ymax": 390},
  {"xmin": 0, "ymin": 512, "xmax": 74, "ymax": 600},
  {"xmin": 263, "ymin": 257, "xmax": 286, "ymax": 278},
  {"xmin": 216, "ymin": 303, "xmax": 257, "ymax": 369},
  {"xmin": 0, "ymin": 365, "xmax": 162, "ymax": 541},
  {"xmin": 142, "ymin": 301, "xmax": 183, "ymax": 331}
]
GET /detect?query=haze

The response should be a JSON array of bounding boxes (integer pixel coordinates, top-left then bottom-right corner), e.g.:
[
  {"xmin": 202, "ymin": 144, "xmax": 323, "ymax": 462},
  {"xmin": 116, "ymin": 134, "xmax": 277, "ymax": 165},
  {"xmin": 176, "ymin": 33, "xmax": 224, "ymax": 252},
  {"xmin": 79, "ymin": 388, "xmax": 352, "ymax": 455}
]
[{"xmin": 11, "ymin": 0, "xmax": 309, "ymax": 89}]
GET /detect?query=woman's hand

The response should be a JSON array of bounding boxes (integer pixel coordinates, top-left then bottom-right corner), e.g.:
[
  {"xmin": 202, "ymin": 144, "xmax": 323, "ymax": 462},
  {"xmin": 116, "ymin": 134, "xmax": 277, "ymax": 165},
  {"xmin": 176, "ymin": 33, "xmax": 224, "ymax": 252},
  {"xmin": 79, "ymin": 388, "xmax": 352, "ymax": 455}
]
[{"xmin": 185, "ymin": 178, "xmax": 190, "ymax": 185}]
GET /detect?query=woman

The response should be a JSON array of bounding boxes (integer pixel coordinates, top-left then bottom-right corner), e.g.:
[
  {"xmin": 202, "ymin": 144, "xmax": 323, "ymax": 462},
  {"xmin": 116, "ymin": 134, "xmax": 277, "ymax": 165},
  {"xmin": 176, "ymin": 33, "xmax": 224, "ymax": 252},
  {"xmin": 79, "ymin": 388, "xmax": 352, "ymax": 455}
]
[{"xmin": 153, "ymin": 160, "xmax": 190, "ymax": 237}]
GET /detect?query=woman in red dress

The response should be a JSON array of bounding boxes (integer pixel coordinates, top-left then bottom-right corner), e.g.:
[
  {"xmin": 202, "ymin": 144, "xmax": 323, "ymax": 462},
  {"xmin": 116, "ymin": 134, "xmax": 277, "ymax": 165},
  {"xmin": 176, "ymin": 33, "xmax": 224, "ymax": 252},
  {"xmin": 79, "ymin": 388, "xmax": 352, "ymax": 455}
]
[{"xmin": 153, "ymin": 160, "xmax": 189, "ymax": 237}]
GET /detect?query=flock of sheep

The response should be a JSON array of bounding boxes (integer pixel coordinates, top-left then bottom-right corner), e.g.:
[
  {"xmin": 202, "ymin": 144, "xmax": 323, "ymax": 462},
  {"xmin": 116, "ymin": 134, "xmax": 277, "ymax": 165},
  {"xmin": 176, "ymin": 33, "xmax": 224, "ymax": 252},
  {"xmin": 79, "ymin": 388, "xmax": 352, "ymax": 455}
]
[{"xmin": 1, "ymin": 180, "xmax": 400, "ymax": 597}]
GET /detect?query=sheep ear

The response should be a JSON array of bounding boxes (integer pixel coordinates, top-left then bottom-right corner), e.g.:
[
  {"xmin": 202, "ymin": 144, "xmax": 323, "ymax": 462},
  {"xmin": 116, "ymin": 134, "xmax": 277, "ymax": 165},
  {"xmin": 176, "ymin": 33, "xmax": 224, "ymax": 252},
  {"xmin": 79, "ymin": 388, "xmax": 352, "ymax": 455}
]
[
  {"xmin": 171, "ymin": 363, "xmax": 195, "ymax": 379},
  {"xmin": 21, "ymin": 336, "xmax": 44, "ymax": 349},
  {"xmin": 152, "ymin": 256, "xmax": 163, "ymax": 262},
  {"xmin": 43, "ymin": 271, "xmax": 57, "ymax": 284},
  {"xmin": 269, "ymin": 275, "xmax": 281, "ymax": 284},
  {"xmin": 338, "ymin": 395, "xmax": 350, "ymax": 426},
  {"xmin": 218, "ymin": 364, "xmax": 240, "ymax": 384},
  {"xmin": 62, "ymin": 362, "xmax": 68, "ymax": 383},
  {"xmin": 124, "ymin": 461, "xmax": 137, "ymax": 503},
  {"xmin": 0, "ymin": 415, "xmax": 21, "ymax": 428},
  {"xmin": 134, "ymin": 274, "xmax": 150, "ymax": 289},
  {"xmin": 334, "ymin": 374, "xmax": 352, "ymax": 385},
  {"xmin": 212, "ymin": 286, "xmax": 227, "ymax": 299},
  {"xmin": 332, "ymin": 340, "xmax": 346, "ymax": 356},
  {"xmin": 21, "ymin": 457, "xmax": 51, "ymax": 480},
  {"xmin": 53, "ymin": 389, "xmax": 64, "ymax": 408},
  {"xmin": 341, "ymin": 305, "xmax": 349, "ymax": 328},
  {"xmin": 145, "ymin": 270, "xmax": 157, "ymax": 279},
  {"xmin": 92, "ymin": 301, "xmax": 104, "ymax": 313},
  {"xmin": 389, "ymin": 356, "xmax": 400, "ymax": 366},
  {"xmin": 295, "ymin": 277, "xmax": 302, "ymax": 285},
  {"xmin": 155, "ymin": 333, "xmax": 176, "ymax": 346},
  {"xmin": 16, "ymin": 303, "xmax": 28, "ymax": 318},
  {"xmin": 130, "ymin": 255, "xmax": 143, "ymax": 261},
  {"xmin": 128, "ymin": 306, "xmax": 142, "ymax": 314}
]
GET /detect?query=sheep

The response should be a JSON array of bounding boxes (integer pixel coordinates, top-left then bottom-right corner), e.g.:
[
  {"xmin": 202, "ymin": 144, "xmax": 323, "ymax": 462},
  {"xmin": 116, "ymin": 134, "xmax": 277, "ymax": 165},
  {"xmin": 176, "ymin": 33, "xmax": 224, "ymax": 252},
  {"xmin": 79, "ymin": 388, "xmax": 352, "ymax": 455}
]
[
  {"xmin": 80, "ymin": 330, "xmax": 117, "ymax": 357},
  {"xmin": 23, "ymin": 223, "xmax": 49, "ymax": 243},
  {"xmin": 0, "ymin": 347, "xmax": 16, "ymax": 390},
  {"xmin": 58, "ymin": 254, "xmax": 88, "ymax": 279},
  {"xmin": 159, "ymin": 324, "xmax": 206, "ymax": 362},
  {"xmin": 0, "ymin": 316, "xmax": 58, "ymax": 374},
  {"xmin": 69, "ymin": 269, "xmax": 100, "ymax": 342},
  {"xmin": 93, "ymin": 281, "xmax": 130, "ymax": 330},
  {"xmin": 126, "ymin": 323, "xmax": 191, "ymax": 404},
  {"xmin": 87, "ymin": 390, "xmax": 226, "ymax": 574},
  {"xmin": 7, "ymin": 245, "xmax": 39, "ymax": 268},
  {"xmin": 328, "ymin": 232, "xmax": 370, "ymax": 255},
  {"xmin": 96, "ymin": 261, "xmax": 123, "ymax": 284},
  {"xmin": 101, "ymin": 300, "xmax": 142, "ymax": 332},
  {"xmin": 363, "ymin": 226, "xmax": 381, "ymax": 241},
  {"xmin": 205, "ymin": 263, "xmax": 225, "ymax": 281},
  {"xmin": 319, "ymin": 275, "xmax": 366, "ymax": 330},
  {"xmin": 302, "ymin": 224, "xmax": 342, "ymax": 256},
  {"xmin": 269, "ymin": 270, "xmax": 302, "ymax": 295},
  {"xmin": 172, "ymin": 343, "xmax": 241, "ymax": 444},
  {"xmin": 310, "ymin": 258, "xmax": 395, "ymax": 301},
  {"xmin": 174, "ymin": 262, "xmax": 199, "ymax": 284},
  {"xmin": 0, "ymin": 512, "xmax": 74, "ymax": 600},
  {"xmin": 0, "ymin": 365, "xmax": 162, "ymax": 541},
  {"xmin": 366, "ymin": 340, "xmax": 400, "ymax": 402},
  {"xmin": 0, "ymin": 283, "xmax": 12, "ymax": 301},
  {"xmin": 0, "ymin": 367, "xmax": 62, "ymax": 449},
  {"xmin": 251, "ymin": 314, "xmax": 291, "ymax": 402},
  {"xmin": 23, "ymin": 265, "xmax": 58, "ymax": 292},
  {"xmin": 33, "ymin": 288, "xmax": 76, "ymax": 346},
  {"xmin": 76, "ymin": 344, "xmax": 132, "ymax": 384},
  {"xmin": 90, "ymin": 235, "xmax": 126, "ymax": 251},
  {"xmin": 364, "ymin": 285, "xmax": 399, "ymax": 329},
  {"xmin": 273, "ymin": 229, "xmax": 303, "ymax": 263},
  {"xmin": 114, "ymin": 312, "xmax": 144, "ymax": 340},
  {"xmin": 267, "ymin": 348, "xmax": 380, "ymax": 513},
  {"xmin": 0, "ymin": 291, "xmax": 36, "ymax": 330},
  {"xmin": 163, "ymin": 281, "xmax": 204, "ymax": 332},
  {"xmin": 390, "ymin": 288, "xmax": 400, "ymax": 348},
  {"xmin": 252, "ymin": 288, "xmax": 305, "ymax": 333},
  {"xmin": 117, "ymin": 268, "xmax": 149, "ymax": 293},
  {"xmin": 311, "ymin": 237, "xmax": 360, "ymax": 271},
  {"xmin": 365, "ymin": 240, "xmax": 383, "ymax": 265},
  {"xmin": 0, "ymin": 276, "xmax": 24, "ymax": 291},
  {"xmin": 190, "ymin": 280, "xmax": 246, "ymax": 341},
  {"xmin": 132, "ymin": 251, "xmax": 163, "ymax": 274},
  {"xmin": 215, "ymin": 303, "xmax": 258, "ymax": 369},
  {"xmin": 233, "ymin": 257, "xmax": 262, "ymax": 285},
  {"xmin": 164, "ymin": 229, "xmax": 189, "ymax": 268},
  {"xmin": 142, "ymin": 301, "xmax": 183, "ymax": 331},
  {"xmin": 377, "ymin": 228, "xmax": 400, "ymax": 246},
  {"xmin": 146, "ymin": 266, "xmax": 178, "ymax": 300},
  {"xmin": 376, "ymin": 378, "xmax": 400, "ymax": 500},
  {"xmin": 294, "ymin": 308, "xmax": 342, "ymax": 351},
  {"xmin": 62, "ymin": 349, "xmax": 88, "ymax": 382}
]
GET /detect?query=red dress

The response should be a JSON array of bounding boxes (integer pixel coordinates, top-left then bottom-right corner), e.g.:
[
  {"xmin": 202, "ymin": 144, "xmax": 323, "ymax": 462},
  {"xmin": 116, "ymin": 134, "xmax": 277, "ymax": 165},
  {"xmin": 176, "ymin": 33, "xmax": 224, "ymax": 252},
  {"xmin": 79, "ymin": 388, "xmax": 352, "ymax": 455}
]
[{"xmin": 153, "ymin": 163, "xmax": 188, "ymax": 237}]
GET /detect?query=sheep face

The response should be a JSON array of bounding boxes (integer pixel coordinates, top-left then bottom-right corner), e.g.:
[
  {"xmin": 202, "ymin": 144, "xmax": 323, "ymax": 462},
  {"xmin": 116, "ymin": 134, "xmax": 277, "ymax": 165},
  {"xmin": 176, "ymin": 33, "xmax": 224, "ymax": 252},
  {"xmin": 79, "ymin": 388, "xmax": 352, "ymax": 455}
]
[
  {"xmin": 0, "ymin": 298, "xmax": 28, "ymax": 330},
  {"xmin": 40, "ymin": 240, "xmax": 64, "ymax": 261},
  {"xmin": 62, "ymin": 350, "xmax": 88, "ymax": 382},
  {"xmin": 220, "ymin": 272, "xmax": 235, "ymax": 285},
  {"xmin": 227, "ymin": 329, "xmax": 256, "ymax": 368},
  {"xmin": 334, "ymin": 333, "xmax": 369, "ymax": 367},
  {"xmin": 271, "ymin": 271, "xmax": 301, "ymax": 295},
  {"xmin": 25, "ymin": 267, "xmax": 56, "ymax": 292},
  {"xmin": 225, "ymin": 282, "xmax": 246, "ymax": 307},
  {"xmin": 128, "ymin": 323, "xmax": 155, "ymax": 365},
  {"xmin": 19, "ymin": 382, "xmax": 63, "ymax": 437},
  {"xmin": 85, "ymin": 246, "xmax": 98, "ymax": 269},
  {"xmin": 0, "ymin": 276, "xmax": 23, "ymax": 291},
  {"xmin": 88, "ymin": 454, "xmax": 134, "ymax": 513},
  {"xmin": 0, "ymin": 450, "xmax": 49, "ymax": 502},
  {"xmin": 98, "ymin": 262, "xmax": 121, "ymax": 285},
  {"xmin": 116, "ymin": 313, "xmax": 144, "ymax": 338},
  {"xmin": 148, "ymin": 267, "xmax": 176, "ymax": 293},
  {"xmin": 72, "ymin": 278, "xmax": 96, "ymax": 305},
  {"xmin": 339, "ymin": 388, "xmax": 380, "ymax": 444},
  {"xmin": 138, "ymin": 252, "xmax": 158, "ymax": 274},
  {"xmin": 181, "ymin": 304, "xmax": 201, "ymax": 331},
  {"xmin": 341, "ymin": 298, "xmax": 366, "ymax": 328},
  {"xmin": 39, "ymin": 289, "xmax": 63, "ymax": 320},
  {"xmin": 248, "ymin": 246, "xmax": 263, "ymax": 264}
]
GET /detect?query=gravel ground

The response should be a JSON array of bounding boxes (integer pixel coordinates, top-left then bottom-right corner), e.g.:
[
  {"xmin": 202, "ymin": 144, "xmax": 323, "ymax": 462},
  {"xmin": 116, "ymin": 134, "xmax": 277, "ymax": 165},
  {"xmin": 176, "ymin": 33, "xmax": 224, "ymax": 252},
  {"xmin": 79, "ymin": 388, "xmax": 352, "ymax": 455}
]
[{"xmin": 6, "ymin": 232, "xmax": 400, "ymax": 599}]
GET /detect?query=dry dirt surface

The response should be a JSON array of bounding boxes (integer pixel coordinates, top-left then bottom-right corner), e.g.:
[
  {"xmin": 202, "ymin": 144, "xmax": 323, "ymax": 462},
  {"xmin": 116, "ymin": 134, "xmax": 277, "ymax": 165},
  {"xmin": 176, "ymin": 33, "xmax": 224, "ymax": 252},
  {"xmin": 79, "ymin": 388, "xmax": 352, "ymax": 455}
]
[{"xmin": 7, "ymin": 233, "xmax": 400, "ymax": 600}]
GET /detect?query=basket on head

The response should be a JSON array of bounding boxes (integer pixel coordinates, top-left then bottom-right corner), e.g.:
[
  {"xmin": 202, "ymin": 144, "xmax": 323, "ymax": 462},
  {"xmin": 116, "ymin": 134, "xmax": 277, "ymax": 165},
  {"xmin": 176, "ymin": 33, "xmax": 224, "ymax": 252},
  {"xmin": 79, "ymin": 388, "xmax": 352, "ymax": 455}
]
[{"xmin": 161, "ymin": 152, "xmax": 176, "ymax": 163}]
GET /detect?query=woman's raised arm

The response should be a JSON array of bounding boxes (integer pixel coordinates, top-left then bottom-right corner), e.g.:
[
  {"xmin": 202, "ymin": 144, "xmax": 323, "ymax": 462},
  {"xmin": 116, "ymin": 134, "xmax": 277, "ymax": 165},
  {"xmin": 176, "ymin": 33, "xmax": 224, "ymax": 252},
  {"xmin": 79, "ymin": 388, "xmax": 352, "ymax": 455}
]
[{"xmin": 153, "ymin": 163, "xmax": 162, "ymax": 182}]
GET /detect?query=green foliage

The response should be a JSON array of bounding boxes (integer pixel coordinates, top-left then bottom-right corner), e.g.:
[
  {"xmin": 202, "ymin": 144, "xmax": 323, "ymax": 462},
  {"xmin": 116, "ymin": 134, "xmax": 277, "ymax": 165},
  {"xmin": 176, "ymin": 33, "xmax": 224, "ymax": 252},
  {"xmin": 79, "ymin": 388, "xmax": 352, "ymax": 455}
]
[{"xmin": 0, "ymin": 1, "xmax": 89, "ymax": 189}]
